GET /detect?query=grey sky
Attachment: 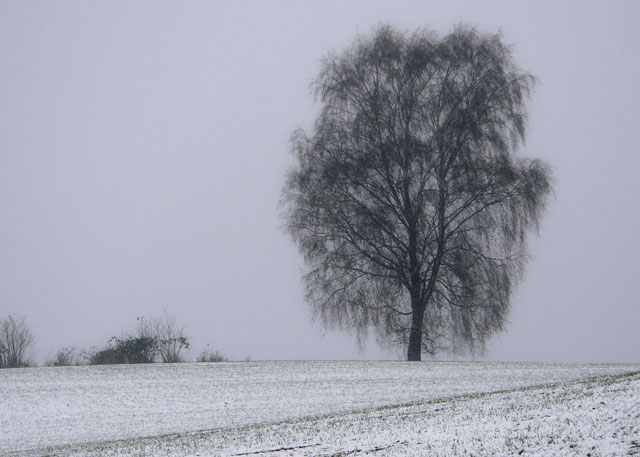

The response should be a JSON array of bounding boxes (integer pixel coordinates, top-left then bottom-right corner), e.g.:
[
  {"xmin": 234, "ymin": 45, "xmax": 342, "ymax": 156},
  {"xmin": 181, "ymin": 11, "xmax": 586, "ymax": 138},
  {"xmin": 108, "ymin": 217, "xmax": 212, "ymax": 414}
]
[{"xmin": 1, "ymin": 1, "xmax": 638, "ymax": 363}]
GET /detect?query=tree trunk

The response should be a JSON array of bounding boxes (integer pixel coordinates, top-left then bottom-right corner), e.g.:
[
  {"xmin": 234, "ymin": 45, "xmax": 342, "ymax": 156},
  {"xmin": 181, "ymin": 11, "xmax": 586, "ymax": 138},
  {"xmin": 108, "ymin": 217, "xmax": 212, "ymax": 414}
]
[{"xmin": 407, "ymin": 305, "xmax": 425, "ymax": 361}]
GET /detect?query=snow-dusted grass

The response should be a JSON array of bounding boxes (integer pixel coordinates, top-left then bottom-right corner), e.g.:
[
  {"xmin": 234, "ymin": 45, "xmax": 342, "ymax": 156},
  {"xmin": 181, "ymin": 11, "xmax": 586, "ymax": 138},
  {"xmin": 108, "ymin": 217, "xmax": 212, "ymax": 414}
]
[{"xmin": 2, "ymin": 361, "xmax": 639, "ymax": 456}]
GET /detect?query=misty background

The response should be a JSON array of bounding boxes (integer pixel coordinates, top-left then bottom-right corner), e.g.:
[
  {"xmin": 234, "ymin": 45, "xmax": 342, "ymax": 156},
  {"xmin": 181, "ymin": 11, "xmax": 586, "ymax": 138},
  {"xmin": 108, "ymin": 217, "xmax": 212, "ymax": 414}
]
[{"xmin": 1, "ymin": 1, "xmax": 638, "ymax": 363}]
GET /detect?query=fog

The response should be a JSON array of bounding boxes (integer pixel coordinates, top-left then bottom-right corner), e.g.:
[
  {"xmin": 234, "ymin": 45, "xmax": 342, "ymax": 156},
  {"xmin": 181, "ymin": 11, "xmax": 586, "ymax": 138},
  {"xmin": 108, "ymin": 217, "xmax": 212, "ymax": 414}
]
[{"xmin": 1, "ymin": 1, "xmax": 638, "ymax": 363}]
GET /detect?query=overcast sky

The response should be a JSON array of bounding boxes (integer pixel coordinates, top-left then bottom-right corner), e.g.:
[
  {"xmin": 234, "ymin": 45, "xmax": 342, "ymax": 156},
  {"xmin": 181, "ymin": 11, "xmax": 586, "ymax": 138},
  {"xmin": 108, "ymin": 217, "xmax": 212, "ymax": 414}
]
[{"xmin": 1, "ymin": 1, "xmax": 638, "ymax": 364}]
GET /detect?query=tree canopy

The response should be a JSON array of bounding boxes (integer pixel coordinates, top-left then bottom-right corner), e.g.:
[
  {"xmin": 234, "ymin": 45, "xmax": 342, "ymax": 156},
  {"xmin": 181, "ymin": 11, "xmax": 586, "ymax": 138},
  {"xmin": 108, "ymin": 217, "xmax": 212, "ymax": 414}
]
[{"xmin": 282, "ymin": 24, "xmax": 552, "ymax": 361}]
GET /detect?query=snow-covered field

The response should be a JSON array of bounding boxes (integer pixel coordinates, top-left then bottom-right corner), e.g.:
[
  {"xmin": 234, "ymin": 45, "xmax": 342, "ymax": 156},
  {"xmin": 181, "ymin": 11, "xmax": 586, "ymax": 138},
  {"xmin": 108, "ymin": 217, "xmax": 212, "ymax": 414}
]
[{"xmin": 2, "ymin": 361, "xmax": 639, "ymax": 456}]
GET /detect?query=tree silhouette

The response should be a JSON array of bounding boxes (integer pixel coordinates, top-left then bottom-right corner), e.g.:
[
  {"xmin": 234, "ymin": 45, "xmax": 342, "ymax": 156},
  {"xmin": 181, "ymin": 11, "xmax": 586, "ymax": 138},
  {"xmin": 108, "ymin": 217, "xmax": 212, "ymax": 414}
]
[{"xmin": 282, "ymin": 25, "xmax": 552, "ymax": 360}]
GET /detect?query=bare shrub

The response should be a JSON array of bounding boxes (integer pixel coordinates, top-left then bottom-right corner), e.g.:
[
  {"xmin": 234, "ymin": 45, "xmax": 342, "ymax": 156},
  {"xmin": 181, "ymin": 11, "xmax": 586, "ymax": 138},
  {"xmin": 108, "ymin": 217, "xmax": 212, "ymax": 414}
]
[
  {"xmin": 197, "ymin": 350, "xmax": 227, "ymax": 363},
  {"xmin": 150, "ymin": 311, "xmax": 190, "ymax": 363},
  {"xmin": 45, "ymin": 347, "xmax": 77, "ymax": 367}
]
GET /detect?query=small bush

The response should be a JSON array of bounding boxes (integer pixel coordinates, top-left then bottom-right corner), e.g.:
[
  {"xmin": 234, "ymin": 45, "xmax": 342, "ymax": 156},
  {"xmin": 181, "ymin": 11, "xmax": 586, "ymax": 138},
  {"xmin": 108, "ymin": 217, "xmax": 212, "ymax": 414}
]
[
  {"xmin": 90, "ymin": 347, "xmax": 124, "ymax": 365},
  {"xmin": 197, "ymin": 350, "xmax": 227, "ymax": 363},
  {"xmin": 115, "ymin": 336, "xmax": 157, "ymax": 363}
]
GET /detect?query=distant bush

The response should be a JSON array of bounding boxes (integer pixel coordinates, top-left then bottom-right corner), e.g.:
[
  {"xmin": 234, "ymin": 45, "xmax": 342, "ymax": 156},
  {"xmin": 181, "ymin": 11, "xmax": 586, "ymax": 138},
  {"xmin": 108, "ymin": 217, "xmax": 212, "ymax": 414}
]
[
  {"xmin": 88, "ymin": 312, "xmax": 191, "ymax": 365},
  {"xmin": 144, "ymin": 312, "xmax": 190, "ymax": 363},
  {"xmin": 117, "ymin": 336, "xmax": 158, "ymax": 363},
  {"xmin": 90, "ymin": 336, "xmax": 158, "ymax": 365},
  {"xmin": 45, "ymin": 347, "xmax": 78, "ymax": 367},
  {"xmin": 90, "ymin": 347, "xmax": 124, "ymax": 365},
  {"xmin": 197, "ymin": 350, "xmax": 227, "ymax": 363}
]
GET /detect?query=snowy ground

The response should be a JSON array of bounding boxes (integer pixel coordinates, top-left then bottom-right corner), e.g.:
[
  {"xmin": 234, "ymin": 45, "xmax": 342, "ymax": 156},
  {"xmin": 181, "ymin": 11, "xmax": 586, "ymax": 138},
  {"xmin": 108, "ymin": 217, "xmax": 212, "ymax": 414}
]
[{"xmin": 2, "ymin": 361, "xmax": 639, "ymax": 456}]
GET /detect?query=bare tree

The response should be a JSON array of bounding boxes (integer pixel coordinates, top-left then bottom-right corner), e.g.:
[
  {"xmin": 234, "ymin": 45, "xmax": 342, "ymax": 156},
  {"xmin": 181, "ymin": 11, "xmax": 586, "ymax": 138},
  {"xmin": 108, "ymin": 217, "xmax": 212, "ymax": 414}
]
[
  {"xmin": 0, "ymin": 314, "xmax": 35, "ymax": 368},
  {"xmin": 282, "ymin": 25, "xmax": 552, "ymax": 361},
  {"xmin": 150, "ymin": 310, "xmax": 190, "ymax": 363}
]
